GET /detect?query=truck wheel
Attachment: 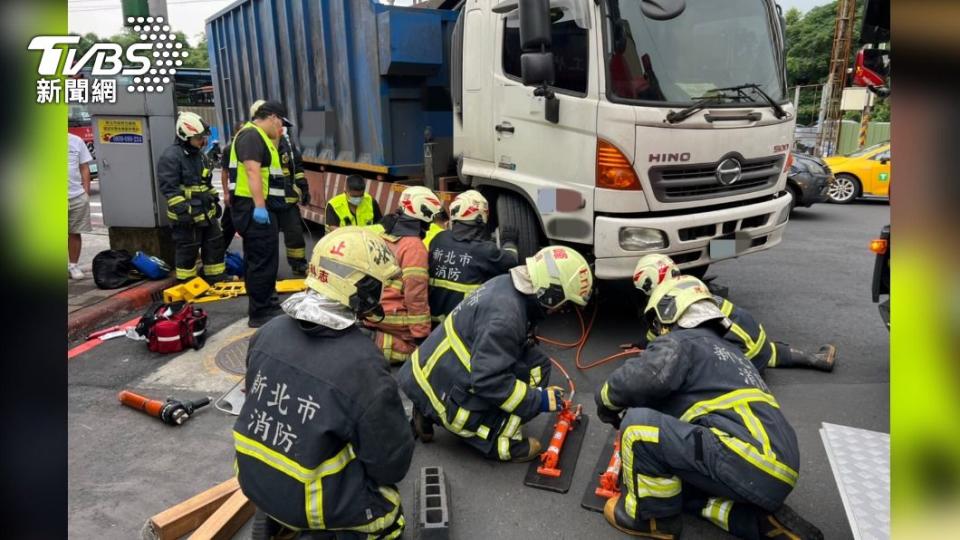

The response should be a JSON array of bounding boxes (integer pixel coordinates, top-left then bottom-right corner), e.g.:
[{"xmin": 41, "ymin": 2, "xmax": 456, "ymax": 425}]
[{"xmin": 496, "ymin": 192, "xmax": 541, "ymax": 259}]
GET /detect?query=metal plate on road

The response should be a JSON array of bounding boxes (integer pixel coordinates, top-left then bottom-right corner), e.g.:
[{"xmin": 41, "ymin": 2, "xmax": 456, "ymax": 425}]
[
  {"xmin": 214, "ymin": 337, "xmax": 250, "ymax": 376},
  {"xmin": 581, "ymin": 432, "xmax": 618, "ymax": 512},
  {"xmin": 524, "ymin": 414, "xmax": 590, "ymax": 493},
  {"xmin": 820, "ymin": 423, "xmax": 890, "ymax": 540}
]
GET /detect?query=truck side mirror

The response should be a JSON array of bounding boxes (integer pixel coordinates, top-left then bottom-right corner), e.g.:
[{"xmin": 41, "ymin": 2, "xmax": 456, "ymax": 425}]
[
  {"xmin": 521, "ymin": 52, "xmax": 555, "ymax": 86},
  {"xmin": 518, "ymin": 0, "xmax": 551, "ymax": 50},
  {"xmin": 640, "ymin": 0, "xmax": 685, "ymax": 21}
]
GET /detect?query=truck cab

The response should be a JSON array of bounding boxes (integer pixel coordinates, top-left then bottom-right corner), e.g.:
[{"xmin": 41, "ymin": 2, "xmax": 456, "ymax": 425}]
[{"xmin": 453, "ymin": 0, "xmax": 795, "ymax": 278}]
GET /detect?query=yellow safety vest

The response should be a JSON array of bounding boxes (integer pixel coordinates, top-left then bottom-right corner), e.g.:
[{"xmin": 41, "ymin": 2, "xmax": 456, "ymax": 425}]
[
  {"xmin": 328, "ymin": 192, "xmax": 375, "ymax": 227},
  {"xmin": 229, "ymin": 122, "xmax": 283, "ymax": 200},
  {"xmin": 423, "ymin": 222, "xmax": 445, "ymax": 249}
]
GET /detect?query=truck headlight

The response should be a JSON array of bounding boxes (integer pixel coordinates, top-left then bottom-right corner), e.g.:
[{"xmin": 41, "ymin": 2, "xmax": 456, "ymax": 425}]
[{"xmin": 619, "ymin": 227, "xmax": 667, "ymax": 251}]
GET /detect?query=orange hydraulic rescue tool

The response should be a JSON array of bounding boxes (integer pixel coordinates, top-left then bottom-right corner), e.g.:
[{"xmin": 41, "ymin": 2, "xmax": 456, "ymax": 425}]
[
  {"xmin": 118, "ymin": 390, "xmax": 210, "ymax": 426},
  {"xmin": 537, "ymin": 399, "xmax": 583, "ymax": 478},
  {"xmin": 595, "ymin": 435, "xmax": 622, "ymax": 498}
]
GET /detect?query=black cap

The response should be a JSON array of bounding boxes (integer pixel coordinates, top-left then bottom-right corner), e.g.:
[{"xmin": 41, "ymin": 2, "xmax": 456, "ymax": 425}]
[
  {"xmin": 255, "ymin": 100, "xmax": 293, "ymax": 127},
  {"xmin": 346, "ymin": 175, "xmax": 366, "ymax": 190}
]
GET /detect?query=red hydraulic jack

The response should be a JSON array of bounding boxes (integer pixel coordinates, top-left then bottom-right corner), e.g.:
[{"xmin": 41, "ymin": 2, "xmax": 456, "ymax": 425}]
[
  {"xmin": 537, "ymin": 400, "xmax": 583, "ymax": 478},
  {"xmin": 594, "ymin": 435, "xmax": 622, "ymax": 498}
]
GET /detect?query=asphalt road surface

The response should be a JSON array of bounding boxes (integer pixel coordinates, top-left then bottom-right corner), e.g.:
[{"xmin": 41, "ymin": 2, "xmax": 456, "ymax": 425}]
[{"xmin": 67, "ymin": 200, "xmax": 890, "ymax": 539}]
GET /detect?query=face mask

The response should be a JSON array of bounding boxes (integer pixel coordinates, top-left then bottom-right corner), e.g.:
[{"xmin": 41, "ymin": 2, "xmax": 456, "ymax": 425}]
[{"xmin": 348, "ymin": 196, "xmax": 363, "ymax": 206}]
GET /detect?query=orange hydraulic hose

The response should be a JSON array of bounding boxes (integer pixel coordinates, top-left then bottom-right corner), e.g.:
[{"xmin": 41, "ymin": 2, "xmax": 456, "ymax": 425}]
[{"xmin": 538, "ymin": 301, "xmax": 641, "ymax": 372}]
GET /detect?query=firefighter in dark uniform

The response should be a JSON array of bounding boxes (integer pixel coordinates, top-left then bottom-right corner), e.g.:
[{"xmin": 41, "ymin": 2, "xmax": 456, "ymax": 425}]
[
  {"xmin": 596, "ymin": 276, "xmax": 822, "ymax": 540},
  {"xmin": 427, "ymin": 190, "xmax": 519, "ymax": 325},
  {"xmin": 219, "ymin": 122, "xmax": 245, "ymax": 244},
  {"xmin": 235, "ymin": 227, "xmax": 413, "ymax": 539},
  {"xmin": 325, "ymin": 174, "xmax": 383, "ymax": 233},
  {"xmin": 158, "ymin": 111, "xmax": 225, "ymax": 282},
  {"xmin": 230, "ymin": 100, "xmax": 291, "ymax": 328},
  {"xmin": 632, "ymin": 254, "xmax": 837, "ymax": 373},
  {"xmin": 398, "ymin": 246, "xmax": 593, "ymax": 462},
  {"xmin": 251, "ymin": 99, "xmax": 311, "ymax": 275}
]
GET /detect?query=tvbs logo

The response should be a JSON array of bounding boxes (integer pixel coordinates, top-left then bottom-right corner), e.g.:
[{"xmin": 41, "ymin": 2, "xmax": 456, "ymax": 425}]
[{"xmin": 28, "ymin": 15, "xmax": 188, "ymax": 103}]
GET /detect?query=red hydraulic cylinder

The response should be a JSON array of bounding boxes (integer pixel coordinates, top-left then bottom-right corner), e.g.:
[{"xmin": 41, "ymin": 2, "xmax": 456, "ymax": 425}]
[
  {"xmin": 537, "ymin": 401, "xmax": 582, "ymax": 478},
  {"xmin": 595, "ymin": 435, "xmax": 622, "ymax": 498}
]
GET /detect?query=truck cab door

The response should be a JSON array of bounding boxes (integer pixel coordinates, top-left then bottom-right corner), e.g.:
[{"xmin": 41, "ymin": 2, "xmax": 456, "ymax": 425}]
[{"xmin": 490, "ymin": 5, "xmax": 598, "ymax": 245}]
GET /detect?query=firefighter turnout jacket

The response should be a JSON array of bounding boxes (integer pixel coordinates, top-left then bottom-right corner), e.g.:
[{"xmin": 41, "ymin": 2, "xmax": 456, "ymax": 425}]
[
  {"xmin": 279, "ymin": 136, "xmax": 308, "ymax": 207},
  {"xmin": 158, "ymin": 140, "xmax": 218, "ymax": 225},
  {"xmin": 427, "ymin": 229, "xmax": 519, "ymax": 324},
  {"xmin": 234, "ymin": 317, "xmax": 414, "ymax": 533},
  {"xmin": 599, "ymin": 326, "xmax": 801, "ymax": 495},
  {"xmin": 366, "ymin": 233, "xmax": 432, "ymax": 340},
  {"xmin": 397, "ymin": 274, "xmax": 550, "ymax": 458},
  {"xmin": 640, "ymin": 296, "xmax": 779, "ymax": 373}
]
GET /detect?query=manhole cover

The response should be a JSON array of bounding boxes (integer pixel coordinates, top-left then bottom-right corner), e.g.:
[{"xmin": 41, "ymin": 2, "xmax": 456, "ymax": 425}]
[{"xmin": 215, "ymin": 337, "xmax": 250, "ymax": 376}]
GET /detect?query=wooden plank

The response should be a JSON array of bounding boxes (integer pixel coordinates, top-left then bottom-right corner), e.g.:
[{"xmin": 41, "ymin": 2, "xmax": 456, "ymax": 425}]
[
  {"xmin": 188, "ymin": 489, "xmax": 254, "ymax": 540},
  {"xmin": 142, "ymin": 478, "xmax": 239, "ymax": 540}
]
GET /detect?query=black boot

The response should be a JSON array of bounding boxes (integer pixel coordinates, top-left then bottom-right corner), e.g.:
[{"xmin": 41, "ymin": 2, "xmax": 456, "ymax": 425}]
[
  {"xmin": 760, "ymin": 504, "xmax": 824, "ymax": 540},
  {"xmin": 411, "ymin": 408, "xmax": 434, "ymax": 443},
  {"xmin": 604, "ymin": 495, "xmax": 683, "ymax": 538},
  {"xmin": 789, "ymin": 345, "xmax": 837, "ymax": 372}
]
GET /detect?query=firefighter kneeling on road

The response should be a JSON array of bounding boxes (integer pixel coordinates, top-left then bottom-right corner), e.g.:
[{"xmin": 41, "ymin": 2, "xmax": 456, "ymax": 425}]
[
  {"xmin": 363, "ymin": 186, "xmax": 440, "ymax": 364},
  {"xmin": 158, "ymin": 111, "xmax": 226, "ymax": 282},
  {"xmin": 632, "ymin": 254, "xmax": 837, "ymax": 373},
  {"xmin": 234, "ymin": 227, "xmax": 414, "ymax": 540},
  {"xmin": 398, "ymin": 246, "xmax": 593, "ymax": 462},
  {"xmin": 428, "ymin": 190, "xmax": 519, "ymax": 325},
  {"xmin": 595, "ymin": 277, "xmax": 822, "ymax": 540}
]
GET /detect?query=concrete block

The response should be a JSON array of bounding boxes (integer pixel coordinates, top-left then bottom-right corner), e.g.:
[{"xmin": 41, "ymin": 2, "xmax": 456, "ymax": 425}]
[{"xmin": 415, "ymin": 466, "xmax": 450, "ymax": 540}]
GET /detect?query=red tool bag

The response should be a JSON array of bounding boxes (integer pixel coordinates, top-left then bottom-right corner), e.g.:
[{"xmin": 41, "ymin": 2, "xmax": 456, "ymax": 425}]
[{"xmin": 135, "ymin": 302, "xmax": 208, "ymax": 353}]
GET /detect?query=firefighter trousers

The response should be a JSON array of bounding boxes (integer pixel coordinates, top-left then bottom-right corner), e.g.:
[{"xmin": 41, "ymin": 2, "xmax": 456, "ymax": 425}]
[
  {"xmin": 171, "ymin": 223, "xmax": 225, "ymax": 281},
  {"xmin": 232, "ymin": 198, "xmax": 279, "ymax": 319},
  {"xmin": 276, "ymin": 204, "xmax": 307, "ymax": 272},
  {"xmin": 616, "ymin": 407, "xmax": 794, "ymax": 540},
  {"xmin": 477, "ymin": 350, "xmax": 551, "ymax": 461}
]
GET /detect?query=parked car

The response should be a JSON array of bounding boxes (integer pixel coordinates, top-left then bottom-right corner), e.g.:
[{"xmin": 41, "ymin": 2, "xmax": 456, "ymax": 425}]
[
  {"xmin": 823, "ymin": 141, "xmax": 891, "ymax": 203},
  {"xmin": 787, "ymin": 153, "xmax": 833, "ymax": 210}
]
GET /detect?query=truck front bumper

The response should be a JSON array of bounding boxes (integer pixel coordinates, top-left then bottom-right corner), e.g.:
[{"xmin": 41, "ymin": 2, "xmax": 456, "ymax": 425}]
[{"xmin": 593, "ymin": 194, "xmax": 792, "ymax": 279}]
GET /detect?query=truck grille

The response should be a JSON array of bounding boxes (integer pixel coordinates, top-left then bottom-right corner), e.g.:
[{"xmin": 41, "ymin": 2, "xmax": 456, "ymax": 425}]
[{"xmin": 648, "ymin": 155, "xmax": 784, "ymax": 202}]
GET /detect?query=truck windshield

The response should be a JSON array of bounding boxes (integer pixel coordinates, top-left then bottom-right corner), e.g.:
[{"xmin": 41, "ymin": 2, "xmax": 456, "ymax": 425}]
[{"xmin": 603, "ymin": 0, "xmax": 785, "ymax": 105}]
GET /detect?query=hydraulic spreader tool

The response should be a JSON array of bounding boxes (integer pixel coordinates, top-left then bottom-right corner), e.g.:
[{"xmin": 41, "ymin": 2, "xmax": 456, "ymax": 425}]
[
  {"xmin": 118, "ymin": 390, "xmax": 211, "ymax": 425},
  {"xmin": 594, "ymin": 435, "xmax": 622, "ymax": 499}
]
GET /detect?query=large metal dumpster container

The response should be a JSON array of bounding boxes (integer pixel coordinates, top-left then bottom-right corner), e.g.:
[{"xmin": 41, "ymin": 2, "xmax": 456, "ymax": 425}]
[{"xmin": 205, "ymin": 0, "xmax": 458, "ymax": 177}]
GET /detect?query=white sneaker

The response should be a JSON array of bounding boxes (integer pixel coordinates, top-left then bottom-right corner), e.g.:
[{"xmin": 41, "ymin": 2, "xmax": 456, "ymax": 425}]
[{"xmin": 68, "ymin": 263, "xmax": 85, "ymax": 280}]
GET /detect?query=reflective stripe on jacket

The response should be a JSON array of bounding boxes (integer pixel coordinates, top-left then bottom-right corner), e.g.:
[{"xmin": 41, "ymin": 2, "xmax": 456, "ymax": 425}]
[
  {"xmin": 427, "ymin": 230, "xmax": 519, "ymax": 324},
  {"xmin": 397, "ymin": 274, "xmax": 544, "ymax": 454},
  {"xmin": 599, "ymin": 326, "xmax": 800, "ymax": 489},
  {"xmin": 233, "ymin": 318, "xmax": 413, "ymax": 532},
  {"xmin": 157, "ymin": 142, "xmax": 218, "ymax": 225},
  {"xmin": 366, "ymin": 234, "xmax": 431, "ymax": 337}
]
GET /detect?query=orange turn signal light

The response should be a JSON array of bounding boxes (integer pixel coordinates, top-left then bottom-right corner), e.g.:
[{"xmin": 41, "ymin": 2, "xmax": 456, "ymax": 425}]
[
  {"xmin": 597, "ymin": 139, "xmax": 642, "ymax": 191},
  {"xmin": 783, "ymin": 151, "xmax": 794, "ymax": 172},
  {"xmin": 870, "ymin": 238, "xmax": 888, "ymax": 255}
]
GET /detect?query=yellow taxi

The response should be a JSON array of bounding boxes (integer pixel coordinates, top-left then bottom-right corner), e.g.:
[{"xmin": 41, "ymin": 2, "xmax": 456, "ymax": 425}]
[{"xmin": 823, "ymin": 142, "xmax": 891, "ymax": 203}]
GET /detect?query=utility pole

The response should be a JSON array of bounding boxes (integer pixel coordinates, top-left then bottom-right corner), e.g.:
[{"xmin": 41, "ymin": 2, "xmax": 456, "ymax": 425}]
[
  {"xmin": 148, "ymin": 0, "xmax": 169, "ymax": 20},
  {"xmin": 816, "ymin": 0, "xmax": 857, "ymax": 156}
]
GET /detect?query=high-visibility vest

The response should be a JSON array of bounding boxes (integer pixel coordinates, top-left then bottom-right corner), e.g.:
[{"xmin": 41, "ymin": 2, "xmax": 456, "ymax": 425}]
[
  {"xmin": 423, "ymin": 222, "xmax": 445, "ymax": 249},
  {"xmin": 229, "ymin": 122, "xmax": 283, "ymax": 200},
  {"xmin": 328, "ymin": 192, "xmax": 376, "ymax": 227}
]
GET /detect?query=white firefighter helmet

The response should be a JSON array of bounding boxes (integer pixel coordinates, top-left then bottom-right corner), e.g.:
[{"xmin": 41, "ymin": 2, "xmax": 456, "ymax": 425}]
[
  {"xmin": 175, "ymin": 111, "xmax": 210, "ymax": 141},
  {"xmin": 449, "ymin": 190, "xmax": 489, "ymax": 224},
  {"xmin": 397, "ymin": 186, "xmax": 443, "ymax": 223}
]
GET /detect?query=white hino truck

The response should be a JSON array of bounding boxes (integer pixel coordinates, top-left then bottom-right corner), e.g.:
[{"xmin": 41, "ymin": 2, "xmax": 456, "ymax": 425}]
[
  {"xmin": 450, "ymin": 0, "xmax": 794, "ymax": 278},
  {"xmin": 209, "ymin": 0, "xmax": 795, "ymax": 280}
]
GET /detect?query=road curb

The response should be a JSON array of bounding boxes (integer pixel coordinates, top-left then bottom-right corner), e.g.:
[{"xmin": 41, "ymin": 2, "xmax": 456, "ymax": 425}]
[{"xmin": 68, "ymin": 278, "xmax": 175, "ymax": 342}]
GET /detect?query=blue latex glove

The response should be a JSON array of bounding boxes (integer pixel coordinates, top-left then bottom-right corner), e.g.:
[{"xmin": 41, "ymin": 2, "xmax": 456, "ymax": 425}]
[{"xmin": 253, "ymin": 207, "xmax": 270, "ymax": 224}]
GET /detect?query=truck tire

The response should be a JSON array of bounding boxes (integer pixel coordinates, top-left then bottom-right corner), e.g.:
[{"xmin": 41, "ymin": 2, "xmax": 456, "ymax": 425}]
[{"xmin": 496, "ymin": 191, "xmax": 541, "ymax": 259}]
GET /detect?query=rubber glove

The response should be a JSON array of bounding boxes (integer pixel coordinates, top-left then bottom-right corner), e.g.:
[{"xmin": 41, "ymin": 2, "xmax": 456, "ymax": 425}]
[{"xmin": 253, "ymin": 207, "xmax": 270, "ymax": 224}]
